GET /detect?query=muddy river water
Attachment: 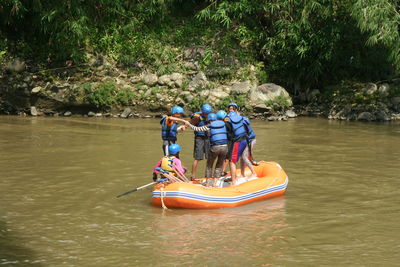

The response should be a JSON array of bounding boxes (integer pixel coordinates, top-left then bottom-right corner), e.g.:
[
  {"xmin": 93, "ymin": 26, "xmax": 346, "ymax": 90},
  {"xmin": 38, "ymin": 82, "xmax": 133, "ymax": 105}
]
[{"xmin": 0, "ymin": 116, "xmax": 399, "ymax": 266}]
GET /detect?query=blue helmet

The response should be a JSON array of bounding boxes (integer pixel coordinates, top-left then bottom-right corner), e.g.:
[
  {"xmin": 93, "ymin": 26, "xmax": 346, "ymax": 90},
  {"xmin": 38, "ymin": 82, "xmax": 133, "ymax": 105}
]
[
  {"xmin": 228, "ymin": 102, "xmax": 238, "ymax": 109},
  {"xmin": 201, "ymin": 104, "xmax": 212, "ymax": 114},
  {"xmin": 216, "ymin": 110, "xmax": 227, "ymax": 120},
  {"xmin": 171, "ymin": 106, "xmax": 184, "ymax": 115},
  {"xmin": 168, "ymin": 144, "xmax": 181, "ymax": 155},
  {"xmin": 207, "ymin": 113, "xmax": 217, "ymax": 121}
]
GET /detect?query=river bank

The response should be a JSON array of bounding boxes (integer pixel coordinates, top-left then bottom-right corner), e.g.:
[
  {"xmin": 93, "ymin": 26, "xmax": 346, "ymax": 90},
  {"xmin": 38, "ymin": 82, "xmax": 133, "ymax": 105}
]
[{"xmin": 1, "ymin": 58, "xmax": 400, "ymax": 122}]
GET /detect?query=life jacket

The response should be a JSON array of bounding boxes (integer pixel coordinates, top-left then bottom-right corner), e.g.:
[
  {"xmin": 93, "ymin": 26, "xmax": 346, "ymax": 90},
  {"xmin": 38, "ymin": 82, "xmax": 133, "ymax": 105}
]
[
  {"xmin": 243, "ymin": 117, "xmax": 256, "ymax": 140},
  {"xmin": 229, "ymin": 113, "xmax": 247, "ymax": 141},
  {"xmin": 160, "ymin": 156, "xmax": 176, "ymax": 173},
  {"xmin": 191, "ymin": 112, "xmax": 208, "ymax": 137},
  {"xmin": 209, "ymin": 120, "xmax": 228, "ymax": 146},
  {"xmin": 160, "ymin": 116, "xmax": 178, "ymax": 141}
]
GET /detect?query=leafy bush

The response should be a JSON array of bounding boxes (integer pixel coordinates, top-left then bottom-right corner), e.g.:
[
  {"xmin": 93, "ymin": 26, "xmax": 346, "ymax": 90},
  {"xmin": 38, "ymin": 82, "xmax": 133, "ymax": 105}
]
[
  {"xmin": 116, "ymin": 88, "xmax": 136, "ymax": 106},
  {"xmin": 83, "ymin": 82, "xmax": 117, "ymax": 109},
  {"xmin": 265, "ymin": 96, "xmax": 292, "ymax": 110},
  {"xmin": 216, "ymin": 95, "xmax": 249, "ymax": 111},
  {"xmin": 187, "ymin": 96, "xmax": 209, "ymax": 111},
  {"xmin": 83, "ymin": 81, "xmax": 136, "ymax": 109}
]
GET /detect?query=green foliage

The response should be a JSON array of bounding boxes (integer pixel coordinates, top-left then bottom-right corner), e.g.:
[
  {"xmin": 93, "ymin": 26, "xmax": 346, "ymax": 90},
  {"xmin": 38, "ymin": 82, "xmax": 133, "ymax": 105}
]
[
  {"xmin": 236, "ymin": 62, "xmax": 267, "ymax": 83},
  {"xmin": 216, "ymin": 95, "xmax": 249, "ymax": 111},
  {"xmin": 265, "ymin": 96, "xmax": 292, "ymax": 110},
  {"xmin": 196, "ymin": 0, "xmax": 399, "ymax": 91},
  {"xmin": 1, "ymin": 0, "xmax": 398, "ymax": 92},
  {"xmin": 83, "ymin": 81, "xmax": 136, "ymax": 109},
  {"xmin": 388, "ymin": 85, "xmax": 400, "ymax": 98},
  {"xmin": 83, "ymin": 82, "xmax": 117, "ymax": 109},
  {"xmin": 352, "ymin": 0, "xmax": 400, "ymax": 70},
  {"xmin": 187, "ymin": 96, "xmax": 209, "ymax": 111},
  {"xmin": 116, "ymin": 88, "xmax": 136, "ymax": 106},
  {"xmin": 0, "ymin": 36, "xmax": 7, "ymax": 64}
]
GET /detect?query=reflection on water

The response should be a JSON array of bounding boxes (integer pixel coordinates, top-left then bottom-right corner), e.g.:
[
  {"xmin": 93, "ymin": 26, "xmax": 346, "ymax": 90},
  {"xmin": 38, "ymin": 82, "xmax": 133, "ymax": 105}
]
[
  {"xmin": 0, "ymin": 116, "xmax": 399, "ymax": 266},
  {"xmin": 153, "ymin": 198, "xmax": 287, "ymax": 266}
]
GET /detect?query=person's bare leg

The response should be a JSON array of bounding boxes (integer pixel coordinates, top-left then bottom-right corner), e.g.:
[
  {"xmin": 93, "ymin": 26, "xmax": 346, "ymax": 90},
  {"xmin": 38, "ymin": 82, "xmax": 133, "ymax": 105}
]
[
  {"xmin": 191, "ymin": 160, "xmax": 199, "ymax": 180},
  {"xmin": 242, "ymin": 146, "xmax": 256, "ymax": 178},
  {"xmin": 222, "ymin": 159, "xmax": 229, "ymax": 175},
  {"xmin": 240, "ymin": 157, "xmax": 246, "ymax": 178},
  {"xmin": 230, "ymin": 161, "xmax": 237, "ymax": 186}
]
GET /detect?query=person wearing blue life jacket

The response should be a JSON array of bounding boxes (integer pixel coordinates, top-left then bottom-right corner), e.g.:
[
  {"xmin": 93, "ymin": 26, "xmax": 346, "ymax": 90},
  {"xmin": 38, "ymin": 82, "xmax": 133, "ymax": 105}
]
[
  {"xmin": 206, "ymin": 111, "xmax": 232, "ymax": 184},
  {"xmin": 179, "ymin": 111, "xmax": 232, "ymax": 185},
  {"xmin": 189, "ymin": 103, "xmax": 213, "ymax": 179},
  {"xmin": 240, "ymin": 116, "xmax": 257, "ymax": 179},
  {"xmin": 226, "ymin": 110, "xmax": 249, "ymax": 185},
  {"xmin": 159, "ymin": 106, "xmax": 186, "ymax": 156}
]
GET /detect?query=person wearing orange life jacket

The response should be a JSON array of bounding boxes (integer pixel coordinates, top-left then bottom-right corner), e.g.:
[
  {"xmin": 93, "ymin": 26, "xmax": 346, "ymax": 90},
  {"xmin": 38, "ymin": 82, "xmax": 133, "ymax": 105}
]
[
  {"xmin": 189, "ymin": 103, "xmax": 213, "ymax": 179},
  {"xmin": 160, "ymin": 106, "xmax": 186, "ymax": 156},
  {"xmin": 153, "ymin": 144, "xmax": 186, "ymax": 181}
]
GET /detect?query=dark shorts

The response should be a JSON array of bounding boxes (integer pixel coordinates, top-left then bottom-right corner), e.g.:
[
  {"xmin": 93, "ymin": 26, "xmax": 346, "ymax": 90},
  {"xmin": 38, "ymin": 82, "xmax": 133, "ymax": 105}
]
[{"xmin": 193, "ymin": 137, "xmax": 209, "ymax": 160}]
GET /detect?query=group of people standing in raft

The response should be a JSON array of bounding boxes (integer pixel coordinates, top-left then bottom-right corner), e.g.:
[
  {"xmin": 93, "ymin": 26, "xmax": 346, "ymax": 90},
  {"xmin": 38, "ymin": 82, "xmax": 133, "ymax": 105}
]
[{"xmin": 153, "ymin": 102, "xmax": 257, "ymax": 186}]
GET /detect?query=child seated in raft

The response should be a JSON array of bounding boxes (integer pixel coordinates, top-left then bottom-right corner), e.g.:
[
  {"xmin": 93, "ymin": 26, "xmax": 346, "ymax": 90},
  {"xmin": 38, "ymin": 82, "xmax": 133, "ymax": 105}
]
[{"xmin": 152, "ymin": 144, "xmax": 187, "ymax": 182}]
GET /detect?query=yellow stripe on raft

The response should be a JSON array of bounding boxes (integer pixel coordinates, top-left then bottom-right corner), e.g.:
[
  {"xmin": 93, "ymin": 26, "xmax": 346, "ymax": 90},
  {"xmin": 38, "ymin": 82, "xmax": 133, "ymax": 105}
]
[{"xmin": 151, "ymin": 161, "xmax": 288, "ymax": 209}]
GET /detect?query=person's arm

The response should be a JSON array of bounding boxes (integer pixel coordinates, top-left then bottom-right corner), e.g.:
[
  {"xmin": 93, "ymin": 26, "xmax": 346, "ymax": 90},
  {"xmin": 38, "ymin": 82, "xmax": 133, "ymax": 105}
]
[
  {"xmin": 153, "ymin": 159, "xmax": 163, "ymax": 174},
  {"xmin": 225, "ymin": 121, "xmax": 233, "ymax": 141},
  {"xmin": 177, "ymin": 125, "xmax": 187, "ymax": 131},
  {"xmin": 189, "ymin": 124, "xmax": 209, "ymax": 131},
  {"xmin": 168, "ymin": 117, "xmax": 186, "ymax": 123},
  {"xmin": 166, "ymin": 117, "xmax": 188, "ymax": 131},
  {"xmin": 172, "ymin": 158, "xmax": 186, "ymax": 174}
]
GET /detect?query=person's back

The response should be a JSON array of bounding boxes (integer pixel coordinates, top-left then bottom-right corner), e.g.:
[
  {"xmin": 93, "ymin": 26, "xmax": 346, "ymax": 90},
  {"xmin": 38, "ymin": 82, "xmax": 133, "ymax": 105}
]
[
  {"xmin": 209, "ymin": 119, "xmax": 228, "ymax": 146},
  {"xmin": 153, "ymin": 144, "xmax": 186, "ymax": 181},
  {"xmin": 228, "ymin": 112, "xmax": 247, "ymax": 142},
  {"xmin": 205, "ymin": 112, "xmax": 228, "ymax": 184}
]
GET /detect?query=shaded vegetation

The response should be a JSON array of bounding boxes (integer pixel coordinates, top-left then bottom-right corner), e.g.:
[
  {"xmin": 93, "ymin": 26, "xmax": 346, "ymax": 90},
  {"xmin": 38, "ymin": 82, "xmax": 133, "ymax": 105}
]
[{"xmin": 1, "ymin": 0, "xmax": 399, "ymax": 93}]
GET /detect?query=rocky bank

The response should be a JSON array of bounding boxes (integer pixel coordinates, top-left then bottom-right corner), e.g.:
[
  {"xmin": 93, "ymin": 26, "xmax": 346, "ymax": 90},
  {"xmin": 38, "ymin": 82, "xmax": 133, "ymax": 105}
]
[{"xmin": 1, "ymin": 55, "xmax": 399, "ymax": 122}]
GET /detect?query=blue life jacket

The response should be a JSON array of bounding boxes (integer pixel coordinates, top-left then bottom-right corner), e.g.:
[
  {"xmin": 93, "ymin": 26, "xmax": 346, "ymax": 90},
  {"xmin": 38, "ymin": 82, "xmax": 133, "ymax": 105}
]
[
  {"xmin": 229, "ymin": 113, "xmax": 246, "ymax": 141},
  {"xmin": 209, "ymin": 120, "xmax": 228, "ymax": 146},
  {"xmin": 160, "ymin": 116, "xmax": 178, "ymax": 141},
  {"xmin": 191, "ymin": 112, "xmax": 208, "ymax": 137},
  {"xmin": 227, "ymin": 111, "xmax": 236, "ymax": 118},
  {"xmin": 243, "ymin": 117, "xmax": 256, "ymax": 140}
]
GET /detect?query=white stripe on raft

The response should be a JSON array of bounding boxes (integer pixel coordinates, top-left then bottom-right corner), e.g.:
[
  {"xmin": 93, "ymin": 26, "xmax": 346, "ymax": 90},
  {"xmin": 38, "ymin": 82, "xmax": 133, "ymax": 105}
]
[{"xmin": 152, "ymin": 176, "xmax": 288, "ymax": 204}]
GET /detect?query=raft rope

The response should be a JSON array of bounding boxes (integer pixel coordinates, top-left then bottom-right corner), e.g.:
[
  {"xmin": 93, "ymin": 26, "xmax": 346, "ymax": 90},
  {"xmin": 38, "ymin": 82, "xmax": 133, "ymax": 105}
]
[{"xmin": 160, "ymin": 185, "xmax": 168, "ymax": 210}]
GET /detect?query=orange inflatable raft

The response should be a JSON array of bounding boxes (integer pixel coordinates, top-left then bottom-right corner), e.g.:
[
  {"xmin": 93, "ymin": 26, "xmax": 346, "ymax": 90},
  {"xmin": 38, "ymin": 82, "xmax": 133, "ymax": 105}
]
[{"xmin": 152, "ymin": 161, "xmax": 288, "ymax": 209}]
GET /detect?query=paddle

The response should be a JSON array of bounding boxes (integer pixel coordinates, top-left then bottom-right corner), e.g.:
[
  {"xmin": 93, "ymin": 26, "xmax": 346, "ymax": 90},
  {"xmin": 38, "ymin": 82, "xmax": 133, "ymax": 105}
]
[
  {"xmin": 172, "ymin": 164, "xmax": 190, "ymax": 182},
  {"xmin": 155, "ymin": 168, "xmax": 182, "ymax": 182},
  {"xmin": 116, "ymin": 181, "xmax": 157, "ymax": 198}
]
